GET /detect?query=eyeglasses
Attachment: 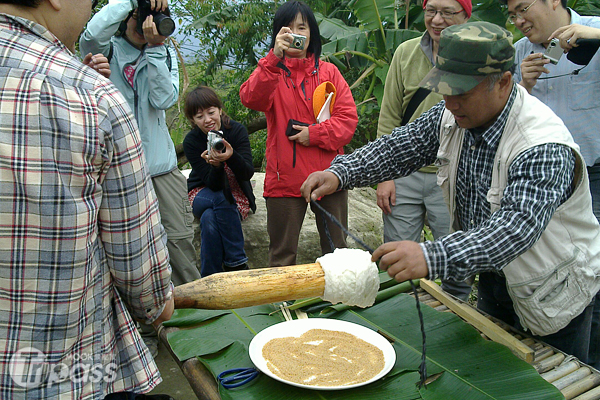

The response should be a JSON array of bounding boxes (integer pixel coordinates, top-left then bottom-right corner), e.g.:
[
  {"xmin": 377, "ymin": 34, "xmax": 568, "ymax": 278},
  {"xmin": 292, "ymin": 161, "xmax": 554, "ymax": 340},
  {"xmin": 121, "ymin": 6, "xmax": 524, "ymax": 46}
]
[
  {"xmin": 507, "ymin": 0, "xmax": 538, "ymax": 25},
  {"xmin": 424, "ymin": 8, "xmax": 464, "ymax": 19}
]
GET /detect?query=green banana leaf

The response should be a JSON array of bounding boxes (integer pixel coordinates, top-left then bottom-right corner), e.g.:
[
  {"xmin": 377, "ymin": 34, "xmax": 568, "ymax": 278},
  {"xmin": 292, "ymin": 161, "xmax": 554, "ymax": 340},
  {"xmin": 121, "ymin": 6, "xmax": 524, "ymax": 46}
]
[{"xmin": 166, "ymin": 294, "xmax": 564, "ymax": 400}]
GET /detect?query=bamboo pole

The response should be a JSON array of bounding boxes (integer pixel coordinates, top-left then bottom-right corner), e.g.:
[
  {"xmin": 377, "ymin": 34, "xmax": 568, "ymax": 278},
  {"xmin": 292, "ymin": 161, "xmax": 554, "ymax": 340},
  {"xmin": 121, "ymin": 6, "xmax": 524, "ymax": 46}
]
[
  {"xmin": 562, "ymin": 373, "xmax": 600, "ymax": 400},
  {"xmin": 554, "ymin": 367, "xmax": 592, "ymax": 391},
  {"xmin": 174, "ymin": 263, "xmax": 325, "ymax": 309},
  {"xmin": 420, "ymin": 279, "xmax": 535, "ymax": 363},
  {"xmin": 534, "ymin": 352, "xmax": 565, "ymax": 374},
  {"xmin": 542, "ymin": 361, "xmax": 580, "ymax": 383},
  {"xmin": 572, "ymin": 383, "xmax": 600, "ymax": 400}
]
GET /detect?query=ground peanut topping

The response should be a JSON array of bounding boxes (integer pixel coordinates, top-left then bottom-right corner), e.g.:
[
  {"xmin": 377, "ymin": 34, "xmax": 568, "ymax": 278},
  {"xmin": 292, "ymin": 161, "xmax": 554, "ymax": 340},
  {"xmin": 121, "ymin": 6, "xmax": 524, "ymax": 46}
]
[{"xmin": 262, "ymin": 328, "xmax": 385, "ymax": 387}]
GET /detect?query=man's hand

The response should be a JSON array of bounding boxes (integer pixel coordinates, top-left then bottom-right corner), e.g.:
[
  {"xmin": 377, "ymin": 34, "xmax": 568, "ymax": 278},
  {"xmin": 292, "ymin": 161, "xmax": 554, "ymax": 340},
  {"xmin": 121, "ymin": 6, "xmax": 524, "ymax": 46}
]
[
  {"xmin": 300, "ymin": 171, "xmax": 340, "ymax": 202},
  {"xmin": 376, "ymin": 180, "xmax": 396, "ymax": 214},
  {"xmin": 550, "ymin": 24, "xmax": 600, "ymax": 51},
  {"xmin": 83, "ymin": 53, "xmax": 111, "ymax": 79},
  {"xmin": 519, "ymin": 53, "xmax": 550, "ymax": 93},
  {"xmin": 288, "ymin": 125, "xmax": 310, "ymax": 146},
  {"xmin": 372, "ymin": 241, "xmax": 428, "ymax": 283},
  {"xmin": 152, "ymin": 297, "xmax": 174, "ymax": 329}
]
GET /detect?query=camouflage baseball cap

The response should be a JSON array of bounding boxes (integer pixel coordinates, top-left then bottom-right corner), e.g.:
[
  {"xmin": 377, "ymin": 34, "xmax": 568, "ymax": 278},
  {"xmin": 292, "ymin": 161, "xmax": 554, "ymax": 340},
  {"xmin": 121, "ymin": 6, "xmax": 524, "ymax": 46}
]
[{"xmin": 419, "ymin": 21, "xmax": 515, "ymax": 96}]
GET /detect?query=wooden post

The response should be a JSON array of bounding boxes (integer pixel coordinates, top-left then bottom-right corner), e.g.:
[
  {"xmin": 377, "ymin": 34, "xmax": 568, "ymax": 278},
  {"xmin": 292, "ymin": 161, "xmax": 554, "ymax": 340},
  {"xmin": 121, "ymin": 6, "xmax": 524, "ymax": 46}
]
[{"xmin": 420, "ymin": 279, "xmax": 535, "ymax": 363}]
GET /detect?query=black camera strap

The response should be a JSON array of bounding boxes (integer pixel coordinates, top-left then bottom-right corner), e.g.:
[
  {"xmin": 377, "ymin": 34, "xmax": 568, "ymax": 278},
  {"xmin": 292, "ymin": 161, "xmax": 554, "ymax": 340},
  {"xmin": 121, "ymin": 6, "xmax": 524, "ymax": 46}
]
[{"xmin": 402, "ymin": 87, "xmax": 431, "ymax": 126}]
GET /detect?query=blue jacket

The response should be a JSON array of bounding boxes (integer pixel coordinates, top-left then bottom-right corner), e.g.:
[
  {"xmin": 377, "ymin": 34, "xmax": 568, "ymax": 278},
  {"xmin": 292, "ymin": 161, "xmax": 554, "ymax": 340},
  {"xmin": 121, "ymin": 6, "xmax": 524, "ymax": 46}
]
[{"xmin": 80, "ymin": 0, "xmax": 179, "ymax": 177}]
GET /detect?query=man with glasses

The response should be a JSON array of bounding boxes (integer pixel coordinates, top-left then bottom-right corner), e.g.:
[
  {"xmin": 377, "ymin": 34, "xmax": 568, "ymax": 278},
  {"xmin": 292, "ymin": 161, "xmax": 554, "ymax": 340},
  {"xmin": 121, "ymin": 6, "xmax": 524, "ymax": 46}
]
[
  {"xmin": 503, "ymin": 0, "xmax": 600, "ymax": 221},
  {"xmin": 0, "ymin": 0, "xmax": 175, "ymax": 398},
  {"xmin": 376, "ymin": 0, "xmax": 473, "ymax": 301}
]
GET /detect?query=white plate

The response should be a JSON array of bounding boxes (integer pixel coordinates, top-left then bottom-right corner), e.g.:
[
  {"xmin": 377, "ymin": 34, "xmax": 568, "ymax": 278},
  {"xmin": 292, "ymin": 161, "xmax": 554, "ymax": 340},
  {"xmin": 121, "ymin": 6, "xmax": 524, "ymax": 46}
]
[{"xmin": 249, "ymin": 318, "xmax": 396, "ymax": 390}]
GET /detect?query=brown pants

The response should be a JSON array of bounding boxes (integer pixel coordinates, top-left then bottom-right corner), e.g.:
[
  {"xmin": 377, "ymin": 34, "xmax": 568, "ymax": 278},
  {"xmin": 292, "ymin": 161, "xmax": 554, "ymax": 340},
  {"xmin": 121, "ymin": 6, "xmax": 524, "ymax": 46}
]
[{"xmin": 266, "ymin": 191, "xmax": 348, "ymax": 267}]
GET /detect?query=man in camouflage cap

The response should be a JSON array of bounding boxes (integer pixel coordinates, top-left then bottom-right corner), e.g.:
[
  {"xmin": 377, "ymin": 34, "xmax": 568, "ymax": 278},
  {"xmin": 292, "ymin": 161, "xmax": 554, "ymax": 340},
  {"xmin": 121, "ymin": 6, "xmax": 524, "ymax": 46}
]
[
  {"xmin": 420, "ymin": 21, "xmax": 515, "ymax": 96},
  {"xmin": 301, "ymin": 20, "xmax": 600, "ymax": 365}
]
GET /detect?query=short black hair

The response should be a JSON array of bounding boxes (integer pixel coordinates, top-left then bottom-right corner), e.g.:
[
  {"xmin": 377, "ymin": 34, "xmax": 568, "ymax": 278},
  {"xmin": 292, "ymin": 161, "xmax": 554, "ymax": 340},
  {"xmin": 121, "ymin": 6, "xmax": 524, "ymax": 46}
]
[
  {"xmin": 0, "ymin": 0, "xmax": 42, "ymax": 6},
  {"xmin": 184, "ymin": 86, "xmax": 232, "ymax": 129},
  {"xmin": 269, "ymin": 1, "xmax": 321, "ymax": 61}
]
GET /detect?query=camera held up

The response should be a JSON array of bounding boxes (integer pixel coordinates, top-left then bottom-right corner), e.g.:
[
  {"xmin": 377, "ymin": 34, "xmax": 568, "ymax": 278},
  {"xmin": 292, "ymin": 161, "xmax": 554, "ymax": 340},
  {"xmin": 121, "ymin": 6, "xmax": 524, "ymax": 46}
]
[
  {"xmin": 137, "ymin": 0, "xmax": 176, "ymax": 37},
  {"xmin": 207, "ymin": 130, "xmax": 226, "ymax": 154},
  {"xmin": 289, "ymin": 34, "xmax": 306, "ymax": 50}
]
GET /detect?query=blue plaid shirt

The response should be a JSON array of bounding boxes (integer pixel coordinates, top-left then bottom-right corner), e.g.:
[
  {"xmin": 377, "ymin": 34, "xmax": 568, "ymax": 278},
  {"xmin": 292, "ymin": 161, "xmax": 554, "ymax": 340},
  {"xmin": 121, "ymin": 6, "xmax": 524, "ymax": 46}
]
[{"xmin": 329, "ymin": 84, "xmax": 574, "ymax": 281}]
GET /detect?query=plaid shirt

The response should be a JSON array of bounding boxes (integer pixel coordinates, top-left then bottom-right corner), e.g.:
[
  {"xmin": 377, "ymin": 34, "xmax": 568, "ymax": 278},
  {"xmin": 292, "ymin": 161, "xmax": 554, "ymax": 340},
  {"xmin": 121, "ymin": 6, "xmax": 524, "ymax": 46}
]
[
  {"xmin": 0, "ymin": 14, "xmax": 172, "ymax": 399},
  {"xmin": 329, "ymin": 84, "xmax": 574, "ymax": 281}
]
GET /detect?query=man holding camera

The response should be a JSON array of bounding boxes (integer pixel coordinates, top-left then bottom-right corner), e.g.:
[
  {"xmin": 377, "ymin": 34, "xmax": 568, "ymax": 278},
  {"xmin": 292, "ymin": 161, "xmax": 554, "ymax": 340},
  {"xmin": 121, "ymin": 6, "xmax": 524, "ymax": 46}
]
[
  {"xmin": 502, "ymin": 0, "xmax": 600, "ymax": 222},
  {"xmin": 80, "ymin": 0, "xmax": 200, "ymax": 357}
]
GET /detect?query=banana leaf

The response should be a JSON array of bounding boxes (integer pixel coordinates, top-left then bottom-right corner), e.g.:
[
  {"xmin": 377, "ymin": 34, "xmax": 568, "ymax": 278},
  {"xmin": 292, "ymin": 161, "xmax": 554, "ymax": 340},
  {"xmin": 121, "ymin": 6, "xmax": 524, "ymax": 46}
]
[{"xmin": 166, "ymin": 294, "xmax": 564, "ymax": 400}]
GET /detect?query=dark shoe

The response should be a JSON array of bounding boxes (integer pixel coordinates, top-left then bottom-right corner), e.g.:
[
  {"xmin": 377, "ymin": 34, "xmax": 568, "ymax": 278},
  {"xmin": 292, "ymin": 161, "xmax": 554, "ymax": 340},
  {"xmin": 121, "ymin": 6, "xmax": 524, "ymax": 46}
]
[{"xmin": 223, "ymin": 263, "xmax": 249, "ymax": 272}]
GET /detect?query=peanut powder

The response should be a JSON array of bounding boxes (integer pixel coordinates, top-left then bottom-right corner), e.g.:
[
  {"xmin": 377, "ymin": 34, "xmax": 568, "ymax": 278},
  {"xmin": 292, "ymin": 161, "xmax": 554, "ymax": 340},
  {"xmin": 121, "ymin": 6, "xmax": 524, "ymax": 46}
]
[{"xmin": 262, "ymin": 328, "xmax": 385, "ymax": 387}]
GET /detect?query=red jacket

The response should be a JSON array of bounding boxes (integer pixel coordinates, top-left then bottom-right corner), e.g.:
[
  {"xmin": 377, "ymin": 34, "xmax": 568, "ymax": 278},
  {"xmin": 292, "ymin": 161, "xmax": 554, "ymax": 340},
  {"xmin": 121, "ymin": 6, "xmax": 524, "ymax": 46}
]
[{"xmin": 240, "ymin": 50, "xmax": 358, "ymax": 198}]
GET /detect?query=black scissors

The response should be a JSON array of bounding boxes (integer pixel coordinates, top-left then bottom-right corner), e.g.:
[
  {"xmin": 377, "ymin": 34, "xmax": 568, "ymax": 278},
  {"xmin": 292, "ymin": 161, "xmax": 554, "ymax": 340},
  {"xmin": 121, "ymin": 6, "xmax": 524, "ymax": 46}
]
[{"xmin": 217, "ymin": 367, "xmax": 260, "ymax": 389}]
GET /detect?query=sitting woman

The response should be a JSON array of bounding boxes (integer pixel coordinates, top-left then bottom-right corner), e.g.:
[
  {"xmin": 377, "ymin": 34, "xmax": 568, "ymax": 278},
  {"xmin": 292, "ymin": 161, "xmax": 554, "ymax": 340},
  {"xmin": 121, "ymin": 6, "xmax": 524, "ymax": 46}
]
[{"xmin": 183, "ymin": 86, "xmax": 256, "ymax": 276}]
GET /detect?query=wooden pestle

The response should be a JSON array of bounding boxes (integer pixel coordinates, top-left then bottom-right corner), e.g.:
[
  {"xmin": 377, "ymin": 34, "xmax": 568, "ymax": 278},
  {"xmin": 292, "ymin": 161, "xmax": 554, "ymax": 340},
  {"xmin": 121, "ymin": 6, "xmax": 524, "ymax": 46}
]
[{"xmin": 174, "ymin": 263, "xmax": 325, "ymax": 309}]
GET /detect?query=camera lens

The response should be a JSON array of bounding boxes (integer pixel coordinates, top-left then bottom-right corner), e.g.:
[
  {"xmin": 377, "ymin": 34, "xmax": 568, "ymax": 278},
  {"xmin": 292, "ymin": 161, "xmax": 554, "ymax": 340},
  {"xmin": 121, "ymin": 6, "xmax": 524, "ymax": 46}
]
[
  {"xmin": 294, "ymin": 40, "xmax": 301, "ymax": 47},
  {"xmin": 213, "ymin": 140, "xmax": 226, "ymax": 153},
  {"xmin": 154, "ymin": 13, "xmax": 175, "ymax": 36}
]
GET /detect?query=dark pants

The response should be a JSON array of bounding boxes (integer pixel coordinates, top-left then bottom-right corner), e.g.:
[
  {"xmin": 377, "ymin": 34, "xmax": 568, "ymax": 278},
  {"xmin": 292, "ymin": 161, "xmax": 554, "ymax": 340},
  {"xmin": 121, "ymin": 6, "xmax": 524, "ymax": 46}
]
[
  {"xmin": 477, "ymin": 272, "xmax": 600, "ymax": 367},
  {"xmin": 104, "ymin": 394, "xmax": 173, "ymax": 400},
  {"xmin": 192, "ymin": 188, "xmax": 248, "ymax": 277}
]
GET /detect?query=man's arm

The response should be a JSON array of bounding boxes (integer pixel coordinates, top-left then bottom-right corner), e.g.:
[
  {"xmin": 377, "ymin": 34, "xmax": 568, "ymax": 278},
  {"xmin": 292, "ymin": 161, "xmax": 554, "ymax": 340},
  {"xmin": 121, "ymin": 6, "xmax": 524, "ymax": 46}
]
[
  {"xmin": 419, "ymin": 144, "xmax": 574, "ymax": 283},
  {"xmin": 97, "ymin": 85, "xmax": 172, "ymax": 324}
]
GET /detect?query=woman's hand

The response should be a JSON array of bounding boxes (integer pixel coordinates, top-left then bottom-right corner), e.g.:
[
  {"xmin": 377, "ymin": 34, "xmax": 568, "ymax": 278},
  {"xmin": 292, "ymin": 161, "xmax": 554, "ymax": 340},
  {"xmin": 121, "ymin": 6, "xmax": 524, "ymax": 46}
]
[
  {"xmin": 273, "ymin": 27, "xmax": 294, "ymax": 58},
  {"xmin": 142, "ymin": 15, "xmax": 168, "ymax": 46},
  {"xmin": 83, "ymin": 53, "xmax": 111, "ymax": 78},
  {"xmin": 201, "ymin": 140, "xmax": 233, "ymax": 167},
  {"xmin": 287, "ymin": 125, "xmax": 310, "ymax": 146}
]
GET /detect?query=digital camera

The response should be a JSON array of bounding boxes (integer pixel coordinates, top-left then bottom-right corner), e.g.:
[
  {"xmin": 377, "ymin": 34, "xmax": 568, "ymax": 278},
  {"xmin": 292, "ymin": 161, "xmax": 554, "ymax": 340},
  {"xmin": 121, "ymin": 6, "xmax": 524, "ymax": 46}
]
[
  {"xmin": 543, "ymin": 38, "xmax": 563, "ymax": 65},
  {"xmin": 207, "ymin": 130, "xmax": 226, "ymax": 153},
  {"xmin": 137, "ymin": 0, "xmax": 176, "ymax": 37},
  {"xmin": 290, "ymin": 34, "xmax": 307, "ymax": 50}
]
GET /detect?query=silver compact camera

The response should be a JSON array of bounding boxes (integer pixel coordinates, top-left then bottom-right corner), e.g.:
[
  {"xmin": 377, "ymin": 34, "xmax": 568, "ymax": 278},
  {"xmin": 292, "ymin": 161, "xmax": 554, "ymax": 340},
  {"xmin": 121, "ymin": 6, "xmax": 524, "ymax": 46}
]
[
  {"xmin": 543, "ymin": 38, "xmax": 564, "ymax": 64},
  {"xmin": 207, "ymin": 130, "xmax": 226, "ymax": 153},
  {"xmin": 289, "ymin": 34, "xmax": 306, "ymax": 50}
]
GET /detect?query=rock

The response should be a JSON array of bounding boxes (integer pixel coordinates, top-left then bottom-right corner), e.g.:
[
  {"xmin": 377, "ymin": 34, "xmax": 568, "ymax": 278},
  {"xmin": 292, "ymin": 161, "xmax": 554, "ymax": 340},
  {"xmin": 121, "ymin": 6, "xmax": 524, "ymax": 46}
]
[{"xmin": 190, "ymin": 172, "xmax": 383, "ymax": 270}]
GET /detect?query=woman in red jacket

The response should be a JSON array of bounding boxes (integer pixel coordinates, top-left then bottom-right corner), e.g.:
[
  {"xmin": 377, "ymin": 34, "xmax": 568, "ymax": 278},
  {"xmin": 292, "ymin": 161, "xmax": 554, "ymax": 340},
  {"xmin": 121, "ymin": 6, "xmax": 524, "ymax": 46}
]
[{"xmin": 240, "ymin": 1, "xmax": 358, "ymax": 267}]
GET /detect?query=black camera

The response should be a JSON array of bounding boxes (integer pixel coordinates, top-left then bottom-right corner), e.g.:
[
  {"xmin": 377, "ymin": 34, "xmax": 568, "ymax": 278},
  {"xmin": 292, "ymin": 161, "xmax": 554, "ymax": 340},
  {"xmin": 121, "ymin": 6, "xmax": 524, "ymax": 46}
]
[{"xmin": 137, "ymin": 0, "xmax": 176, "ymax": 37}]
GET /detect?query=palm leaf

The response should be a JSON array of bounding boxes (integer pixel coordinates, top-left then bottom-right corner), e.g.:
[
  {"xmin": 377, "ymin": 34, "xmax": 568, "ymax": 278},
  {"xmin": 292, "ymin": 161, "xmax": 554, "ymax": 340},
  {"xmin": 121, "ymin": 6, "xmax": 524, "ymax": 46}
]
[{"xmin": 167, "ymin": 294, "xmax": 563, "ymax": 399}]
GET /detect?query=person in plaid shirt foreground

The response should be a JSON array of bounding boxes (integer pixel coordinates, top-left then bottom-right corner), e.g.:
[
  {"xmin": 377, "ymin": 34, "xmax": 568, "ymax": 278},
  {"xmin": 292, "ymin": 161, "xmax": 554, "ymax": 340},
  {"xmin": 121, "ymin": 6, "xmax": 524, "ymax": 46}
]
[
  {"xmin": 0, "ymin": 0, "xmax": 174, "ymax": 398},
  {"xmin": 301, "ymin": 22, "xmax": 600, "ymax": 368}
]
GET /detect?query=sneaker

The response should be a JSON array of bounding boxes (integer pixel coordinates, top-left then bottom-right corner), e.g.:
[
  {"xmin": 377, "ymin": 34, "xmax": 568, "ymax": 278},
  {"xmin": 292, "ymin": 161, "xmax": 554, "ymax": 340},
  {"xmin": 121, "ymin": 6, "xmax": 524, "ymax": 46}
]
[{"xmin": 142, "ymin": 335, "xmax": 159, "ymax": 358}]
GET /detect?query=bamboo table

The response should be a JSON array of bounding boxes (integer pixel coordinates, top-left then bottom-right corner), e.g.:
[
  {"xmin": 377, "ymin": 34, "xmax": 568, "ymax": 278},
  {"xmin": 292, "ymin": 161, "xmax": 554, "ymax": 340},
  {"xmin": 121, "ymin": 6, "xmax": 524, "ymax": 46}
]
[{"xmin": 159, "ymin": 281, "xmax": 600, "ymax": 400}]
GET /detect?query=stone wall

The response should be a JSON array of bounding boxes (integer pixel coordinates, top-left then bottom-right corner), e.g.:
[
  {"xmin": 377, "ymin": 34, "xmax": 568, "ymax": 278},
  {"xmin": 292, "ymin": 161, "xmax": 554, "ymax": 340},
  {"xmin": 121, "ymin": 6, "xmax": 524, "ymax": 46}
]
[{"xmin": 190, "ymin": 172, "xmax": 384, "ymax": 269}]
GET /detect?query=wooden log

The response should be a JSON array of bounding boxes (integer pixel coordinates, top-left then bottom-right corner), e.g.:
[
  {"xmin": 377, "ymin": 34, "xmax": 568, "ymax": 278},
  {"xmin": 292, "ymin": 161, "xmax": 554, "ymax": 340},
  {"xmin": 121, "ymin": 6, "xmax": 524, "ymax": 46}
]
[
  {"xmin": 534, "ymin": 352, "xmax": 565, "ymax": 374},
  {"xmin": 554, "ymin": 367, "xmax": 591, "ymax": 390},
  {"xmin": 562, "ymin": 373, "xmax": 600, "ymax": 400},
  {"xmin": 174, "ymin": 263, "xmax": 325, "ymax": 309},
  {"xmin": 572, "ymin": 383, "xmax": 600, "ymax": 400},
  {"xmin": 542, "ymin": 361, "xmax": 580, "ymax": 383},
  {"xmin": 420, "ymin": 279, "xmax": 535, "ymax": 363}
]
